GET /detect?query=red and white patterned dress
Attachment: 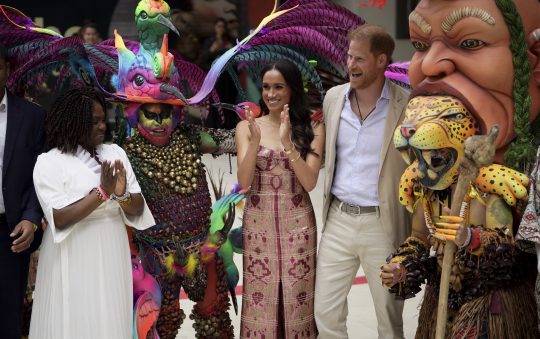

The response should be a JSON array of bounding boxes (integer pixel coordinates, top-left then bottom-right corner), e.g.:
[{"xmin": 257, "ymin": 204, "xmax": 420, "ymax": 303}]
[{"xmin": 241, "ymin": 145, "xmax": 317, "ymax": 338}]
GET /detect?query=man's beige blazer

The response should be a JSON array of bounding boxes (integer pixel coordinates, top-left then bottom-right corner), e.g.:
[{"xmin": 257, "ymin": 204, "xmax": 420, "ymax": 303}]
[{"xmin": 322, "ymin": 81, "xmax": 412, "ymax": 249}]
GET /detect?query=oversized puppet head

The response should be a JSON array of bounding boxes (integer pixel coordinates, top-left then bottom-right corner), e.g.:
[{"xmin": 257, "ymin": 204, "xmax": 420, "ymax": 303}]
[
  {"xmin": 407, "ymin": 0, "xmax": 540, "ymax": 169},
  {"xmin": 114, "ymin": 0, "xmax": 187, "ymax": 145}
]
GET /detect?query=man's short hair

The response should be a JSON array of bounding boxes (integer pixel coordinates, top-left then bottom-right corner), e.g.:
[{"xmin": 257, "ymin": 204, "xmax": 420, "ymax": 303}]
[
  {"xmin": 0, "ymin": 42, "xmax": 7, "ymax": 61},
  {"xmin": 348, "ymin": 24, "xmax": 395, "ymax": 62}
]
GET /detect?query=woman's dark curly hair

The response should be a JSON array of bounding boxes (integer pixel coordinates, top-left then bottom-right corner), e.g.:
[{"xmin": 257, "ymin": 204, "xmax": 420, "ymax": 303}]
[
  {"xmin": 259, "ymin": 59, "xmax": 317, "ymax": 158},
  {"xmin": 46, "ymin": 87, "xmax": 107, "ymax": 153}
]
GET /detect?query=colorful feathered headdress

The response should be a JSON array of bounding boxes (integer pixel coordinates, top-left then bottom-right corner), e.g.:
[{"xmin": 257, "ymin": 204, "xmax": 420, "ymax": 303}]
[{"xmin": 0, "ymin": 0, "xmax": 409, "ymax": 126}]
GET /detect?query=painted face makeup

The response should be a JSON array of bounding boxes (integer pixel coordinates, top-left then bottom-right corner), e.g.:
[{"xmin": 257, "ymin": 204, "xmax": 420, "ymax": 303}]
[{"xmin": 137, "ymin": 103, "xmax": 174, "ymax": 146}]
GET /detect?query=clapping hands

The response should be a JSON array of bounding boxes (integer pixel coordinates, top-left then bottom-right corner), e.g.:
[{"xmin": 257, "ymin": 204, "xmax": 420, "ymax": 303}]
[
  {"xmin": 100, "ymin": 160, "xmax": 127, "ymax": 196},
  {"xmin": 280, "ymin": 104, "xmax": 293, "ymax": 149},
  {"xmin": 245, "ymin": 107, "xmax": 261, "ymax": 146}
]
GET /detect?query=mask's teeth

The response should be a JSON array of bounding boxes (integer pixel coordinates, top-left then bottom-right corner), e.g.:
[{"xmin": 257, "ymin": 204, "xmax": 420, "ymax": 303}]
[
  {"xmin": 422, "ymin": 150, "xmax": 432, "ymax": 166},
  {"xmin": 400, "ymin": 149, "xmax": 412, "ymax": 165},
  {"xmin": 427, "ymin": 168, "xmax": 438, "ymax": 180}
]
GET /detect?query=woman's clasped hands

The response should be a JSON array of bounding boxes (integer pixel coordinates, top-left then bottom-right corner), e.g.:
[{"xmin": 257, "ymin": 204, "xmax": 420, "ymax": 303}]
[{"xmin": 100, "ymin": 160, "xmax": 127, "ymax": 197}]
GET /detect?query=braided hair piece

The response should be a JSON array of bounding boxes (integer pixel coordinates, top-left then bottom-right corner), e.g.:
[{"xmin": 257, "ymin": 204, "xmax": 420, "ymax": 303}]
[
  {"xmin": 46, "ymin": 87, "xmax": 107, "ymax": 154},
  {"xmin": 494, "ymin": 0, "xmax": 536, "ymax": 170}
]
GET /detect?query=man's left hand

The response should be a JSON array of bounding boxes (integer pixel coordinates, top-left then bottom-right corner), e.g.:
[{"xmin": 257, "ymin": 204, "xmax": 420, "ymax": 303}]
[{"xmin": 10, "ymin": 220, "xmax": 35, "ymax": 253}]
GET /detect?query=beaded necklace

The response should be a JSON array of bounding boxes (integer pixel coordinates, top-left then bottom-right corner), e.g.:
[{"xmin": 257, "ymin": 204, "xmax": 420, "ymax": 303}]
[{"xmin": 124, "ymin": 129, "xmax": 203, "ymax": 194}]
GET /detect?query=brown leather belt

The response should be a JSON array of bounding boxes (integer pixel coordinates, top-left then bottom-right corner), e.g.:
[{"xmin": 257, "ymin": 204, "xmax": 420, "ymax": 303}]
[{"xmin": 334, "ymin": 197, "xmax": 378, "ymax": 215}]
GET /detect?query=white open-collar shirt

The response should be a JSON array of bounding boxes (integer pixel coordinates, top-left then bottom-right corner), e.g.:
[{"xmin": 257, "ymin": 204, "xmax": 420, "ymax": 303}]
[{"xmin": 331, "ymin": 80, "xmax": 390, "ymax": 207}]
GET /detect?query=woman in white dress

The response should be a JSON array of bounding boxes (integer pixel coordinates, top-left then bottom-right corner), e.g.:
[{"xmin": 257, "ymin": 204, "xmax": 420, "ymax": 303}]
[{"xmin": 29, "ymin": 88, "xmax": 155, "ymax": 339}]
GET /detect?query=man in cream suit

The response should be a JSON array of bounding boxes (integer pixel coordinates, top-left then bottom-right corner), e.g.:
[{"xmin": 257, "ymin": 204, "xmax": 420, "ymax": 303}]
[{"xmin": 314, "ymin": 25, "xmax": 411, "ymax": 339}]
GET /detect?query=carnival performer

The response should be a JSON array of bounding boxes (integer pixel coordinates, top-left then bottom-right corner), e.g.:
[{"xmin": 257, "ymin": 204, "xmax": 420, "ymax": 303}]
[
  {"xmin": 110, "ymin": 1, "xmax": 237, "ymax": 337},
  {"xmin": 380, "ymin": 0, "xmax": 540, "ymax": 337},
  {"xmin": 125, "ymin": 103, "xmax": 237, "ymax": 338},
  {"xmin": 236, "ymin": 59, "xmax": 324, "ymax": 338},
  {"xmin": 29, "ymin": 87, "xmax": 155, "ymax": 339}
]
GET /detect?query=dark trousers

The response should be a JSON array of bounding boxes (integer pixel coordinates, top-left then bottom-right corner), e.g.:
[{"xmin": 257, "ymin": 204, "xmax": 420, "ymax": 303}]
[{"xmin": 0, "ymin": 220, "xmax": 30, "ymax": 339}]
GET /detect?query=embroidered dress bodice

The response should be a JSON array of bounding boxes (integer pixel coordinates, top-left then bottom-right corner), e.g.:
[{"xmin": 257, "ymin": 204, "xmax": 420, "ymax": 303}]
[
  {"xmin": 255, "ymin": 145, "xmax": 292, "ymax": 171},
  {"xmin": 252, "ymin": 145, "xmax": 305, "ymax": 196}
]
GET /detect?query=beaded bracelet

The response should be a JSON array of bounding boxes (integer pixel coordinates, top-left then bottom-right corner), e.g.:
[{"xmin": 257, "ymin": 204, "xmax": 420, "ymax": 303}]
[
  {"xmin": 94, "ymin": 186, "xmax": 109, "ymax": 202},
  {"xmin": 97, "ymin": 185, "xmax": 109, "ymax": 200}
]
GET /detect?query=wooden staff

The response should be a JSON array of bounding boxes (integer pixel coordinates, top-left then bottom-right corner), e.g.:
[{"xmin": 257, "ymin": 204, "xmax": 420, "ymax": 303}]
[{"xmin": 435, "ymin": 125, "xmax": 499, "ymax": 339}]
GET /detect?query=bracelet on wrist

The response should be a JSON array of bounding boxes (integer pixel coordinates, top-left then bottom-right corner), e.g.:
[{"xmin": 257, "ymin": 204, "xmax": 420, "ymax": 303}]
[
  {"xmin": 118, "ymin": 195, "xmax": 132, "ymax": 206},
  {"xmin": 284, "ymin": 134, "xmax": 294, "ymax": 153},
  {"xmin": 94, "ymin": 187, "xmax": 108, "ymax": 202},
  {"xmin": 283, "ymin": 144, "xmax": 294, "ymax": 155},
  {"xmin": 98, "ymin": 185, "xmax": 110, "ymax": 200},
  {"xmin": 112, "ymin": 191, "xmax": 132, "ymax": 205},
  {"xmin": 111, "ymin": 190, "xmax": 129, "ymax": 201},
  {"xmin": 289, "ymin": 151, "xmax": 302, "ymax": 163},
  {"xmin": 118, "ymin": 195, "xmax": 131, "ymax": 206}
]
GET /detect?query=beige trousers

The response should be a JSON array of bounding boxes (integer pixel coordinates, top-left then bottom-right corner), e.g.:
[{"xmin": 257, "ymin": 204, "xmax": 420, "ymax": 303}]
[{"xmin": 314, "ymin": 199, "xmax": 404, "ymax": 339}]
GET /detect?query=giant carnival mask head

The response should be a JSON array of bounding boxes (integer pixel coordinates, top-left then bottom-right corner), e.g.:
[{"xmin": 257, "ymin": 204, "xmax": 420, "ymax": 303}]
[
  {"xmin": 114, "ymin": 0, "xmax": 187, "ymax": 145},
  {"xmin": 407, "ymin": 0, "xmax": 540, "ymax": 168}
]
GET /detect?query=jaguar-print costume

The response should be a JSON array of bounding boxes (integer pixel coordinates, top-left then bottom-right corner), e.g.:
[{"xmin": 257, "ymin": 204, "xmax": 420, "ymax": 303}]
[{"xmin": 386, "ymin": 95, "xmax": 538, "ymax": 338}]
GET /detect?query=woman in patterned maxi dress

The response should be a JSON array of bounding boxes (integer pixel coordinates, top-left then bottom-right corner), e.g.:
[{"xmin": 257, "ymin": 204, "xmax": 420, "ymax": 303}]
[{"xmin": 236, "ymin": 60, "xmax": 325, "ymax": 338}]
